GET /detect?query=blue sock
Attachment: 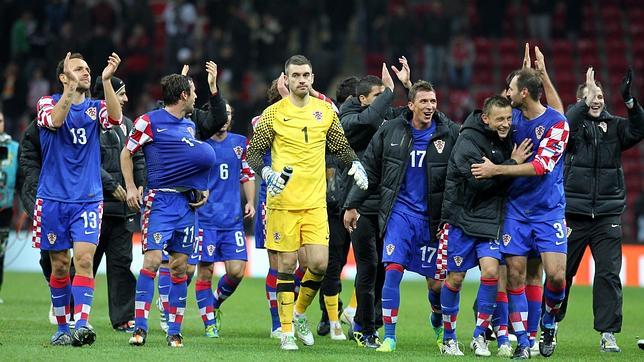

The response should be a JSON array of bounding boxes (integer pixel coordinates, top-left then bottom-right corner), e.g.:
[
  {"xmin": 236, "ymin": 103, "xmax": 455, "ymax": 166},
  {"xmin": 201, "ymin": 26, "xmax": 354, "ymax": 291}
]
[
  {"xmin": 266, "ymin": 268, "xmax": 281, "ymax": 331},
  {"xmin": 508, "ymin": 287, "xmax": 530, "ymax": 348},
  {"xmin": 428, "ymin": 288, "xmax": 442, "ymax": 328},
  {"xmin": 213, "ymin": 274, "xmax": 241, "ymax": 309},
  {"xmin": 195, "ymin": 280, "xmax": 214, "ymax": 327},
  {"xmin": 158, "ymin": 267, "xmax": 171, "ymax": 321},
  {"xmin": 167, "ymin": 276, "xmax": 188, "ymax": 335},
  {"xmin": 441, "ymin": 281, "xmax": 460, "ymax": 341},
  {"xmin": 526, "ymin": 285, "xmax": 543, "ymax": 345},
  {"xmin": 382, "ymin": 264, "xmax": 404, "ymax": 341},
  {"xmin": 492, "ymin": 292, "xmax": 509, "ymax": 347},
  {"xmin": 50, "ymin": 275, "xmax": 71, "ymax": 333},
  {"xmin": 135, "ymin": 268, "xmax": 156, "ymax": 332},
  {"xmin": 473, "ymin": 278, "xmax": 497, "ymax": 338},
  {"xmin": 543, "ymin": 281, "xmax": 565, "ymax": 327},
  {"xmin": 71, "ymin": 275, "xmax": 95, "ymax": 329}
]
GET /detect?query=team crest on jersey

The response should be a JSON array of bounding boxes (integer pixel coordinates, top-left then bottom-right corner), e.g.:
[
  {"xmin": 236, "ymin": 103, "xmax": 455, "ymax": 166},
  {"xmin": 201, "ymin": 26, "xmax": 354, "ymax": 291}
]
[
  {"xmin": 233, "ymin": 145, "xmax": 243, "ymax": 159},
  {"xmin": 85, "ymin": 107, "xmax": 97, "ymax": 120},
  {"xmin": 434, "ymin": 139, "xmax": 445, "ymax": 154},
  {"xmin": 453, "ymin": 256, "xmax": 463, "ymax": 266},
  {"xmin": 313, "ymin": 110, "xmax": 323, "ymax": 122},
  {"xmin": 502, "ymin": 233, "xmax": 511, "ymax": 246},
  {"xmin": 187, "ymin": 127, "xmax": 195, "ymax": 137},
  {"xmin": 153, "ymin": 232, "xmax": 163, "ymax": 243},
  {"xmin": 598, "ymin": 121, "xmax": 607, "ymax": 133},
  {"xmin": 273, "ymin": 232, "xmax": 281, "ymax": 242},
  {"xmin": 207, "ymin": 244, "xmax": 215, "ymax": 256},
  {"xmin": 47, "ymin": 233, "xmax": 57, "ymax": 244},
  {"xmin": 386, "ymin": 243, "xmax": 395, "ymax": 256},
  {"xmin": 535, "ymin": 125, "xmax": 545, "ymax": 139}
]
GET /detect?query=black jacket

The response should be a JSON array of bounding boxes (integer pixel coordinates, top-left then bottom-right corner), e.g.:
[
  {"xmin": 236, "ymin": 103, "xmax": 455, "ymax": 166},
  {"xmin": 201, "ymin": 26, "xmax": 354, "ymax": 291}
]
[
  {"xmin": 100, "ymin": 117, "xmax": 146, "ymax": 218},
  {"xmin": 441, "ymin": 111, "xmax": 516, "ymax": 239},
  {"xmin": 564, "ymin": 100, "xmax": 644, "ymax": 216},
  {"xmin": 17, "ymin": 121, "xmax": 41, "ymax": 217},
  {"xmin": 192, "ymin": 91, "xmax": 228, "ymax": 141},
  {"xmin": 339, "ymin": 88, "xmax": 403, "ymax": 215},
  {"xmin": 344, "ymin": 109, "xmax": 460, "ymax": 238}
]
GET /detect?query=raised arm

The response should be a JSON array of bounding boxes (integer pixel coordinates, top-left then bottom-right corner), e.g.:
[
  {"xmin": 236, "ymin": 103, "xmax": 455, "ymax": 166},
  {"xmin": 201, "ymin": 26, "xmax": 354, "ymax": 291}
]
[
  {"xmin": 534, "ymin": 46, "xmax": 564, "ymax": 114},
  {"xmin": 101, "ymin": 52, "xmax": 123, "ymax": 125},
  {"xmin": 46, "ymin": 53, "xmax": 78, "ymax": 129}
]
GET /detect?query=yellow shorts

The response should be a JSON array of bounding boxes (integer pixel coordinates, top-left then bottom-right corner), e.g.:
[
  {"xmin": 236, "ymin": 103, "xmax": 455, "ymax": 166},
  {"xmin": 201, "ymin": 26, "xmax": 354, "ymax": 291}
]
[{"xmin": 265, "ymin": 207, "xmax": 329, "ymax": 252}]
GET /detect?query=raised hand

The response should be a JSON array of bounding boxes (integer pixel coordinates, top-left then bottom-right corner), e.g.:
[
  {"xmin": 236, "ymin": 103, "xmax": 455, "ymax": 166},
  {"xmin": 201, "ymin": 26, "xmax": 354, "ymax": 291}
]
[
  {"xmin": 62, "ymin": 52, "xmax": 79, "ymax": 87},
  {"xmin": 101, "ymin": 52, "xmax": 121, "ymax": 81},
  {"xmin": 391, "ymin": 55, "xmax": 412, "ymax": 89},
  {"xmin": 511, "ymin": 138, "xmax": 534, "ymax": 164},
  {"xmin": 620, "ymin": 67, "xmax": 633, "ymax": 103},
  {"xmin": 206, "ymin": 61, "xmax": 218, "ymax": 94},
  {"xmin": 181, "ymin": 64, "xmax": 189, "ymax": 76},
  {"xmin": 277, "ymin": 72, "xmax": 289, "ymax": 98},
  {"xmin": 533, "ymin": 46, "xmax": 546, "ymax": 75},
  {"xmin": 584, "ymin": 67, "xmax": 600, "ymax": 105},
  {"xmin": 381, "ymin": 63, "xmax": 394, "ymax": 91},
  {"xmin": 522, "ymin": 43, "xmax": 531, "ymax": 69}
]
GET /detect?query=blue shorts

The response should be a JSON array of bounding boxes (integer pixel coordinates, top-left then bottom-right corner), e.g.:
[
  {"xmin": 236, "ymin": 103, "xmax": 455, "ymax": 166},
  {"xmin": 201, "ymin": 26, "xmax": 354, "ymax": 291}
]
[
  {"xmin": 32, "ymin": 198, "xmax": 103, "ymax": 251},
  {"xmin": 141, "ymin": 190, "xmax": 196, "ymax": 256},
  {"xmin": 500, "ymin": 218, "xmax": 567, "ymax": 256},
  {"xmin": 199, "ymin": 227, "xmax": 248, "ymax": 263},
  {"xmin": 382, "ymin": 210, "xmax": 437, "ymax": 277},
  {"xmin": 254, "ymin": 191, "xmax": 267, "ymax": 249},
  {"xmin": 446, "ymin": 225, "xmax": 502, "ymax": 272}
]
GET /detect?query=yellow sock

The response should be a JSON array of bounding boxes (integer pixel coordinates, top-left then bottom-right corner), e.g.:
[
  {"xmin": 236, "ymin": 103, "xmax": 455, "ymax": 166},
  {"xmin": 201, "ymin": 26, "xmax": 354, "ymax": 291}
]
[
  {"xmin": 324, "ymin": 294, "xmax": 339, "ymax": 322},
  {"xmin": 348, "ymin": 288, "xmax": 358, "ymax": 309},
  {"xmin": 294, "ymin": 269, "xmax": 324, "ymax": 315},
  {"xmin": 276, "ymin": 273, "xmax": 295, "ymax": 334}
]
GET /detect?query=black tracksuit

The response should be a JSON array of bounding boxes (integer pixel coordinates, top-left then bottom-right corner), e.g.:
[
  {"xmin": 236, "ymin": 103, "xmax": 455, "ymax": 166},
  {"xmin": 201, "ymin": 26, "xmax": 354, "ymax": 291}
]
[
  {"xmin": 559, "ymin": 99, "xmax": 644, "ymax": 333},
  {"xmin": 338, "ymin": 90, "xmax": 401, "ymax": 334},
  {"xmin": 442, "ymin": 110, "xmax": 516, "ymax": 239}
]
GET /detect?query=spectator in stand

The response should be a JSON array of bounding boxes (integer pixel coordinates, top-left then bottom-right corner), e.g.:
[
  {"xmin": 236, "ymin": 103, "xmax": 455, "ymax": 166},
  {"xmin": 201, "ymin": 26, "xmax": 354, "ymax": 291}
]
[
  {"xmin": 422, "ymin": 1, "xmax": 451, "ymax": 86},
  {"xmin": 447, "ymin": 33, "xmax": 475, "ymax": 90}
]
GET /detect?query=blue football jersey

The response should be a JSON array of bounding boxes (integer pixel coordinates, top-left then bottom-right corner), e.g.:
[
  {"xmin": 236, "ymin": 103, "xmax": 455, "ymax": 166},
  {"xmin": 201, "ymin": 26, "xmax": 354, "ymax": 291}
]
[
  {"xmin": 391, "ymin": 123, "xmax": 435, "ymax": 219},
  {"xmin": 36, "ymin": 94, "xmax": 106, "ymax": 202},
  {"xmin": 127, "ymin": 109, "xmax": 215, "ymax": 190},
  {"xmin": 506, "ymin": 107, "xmax": 569, "ymax": 221},
  {"xmin": 198, "ymin": 133, "xmax": 255, "ymax": 230}
]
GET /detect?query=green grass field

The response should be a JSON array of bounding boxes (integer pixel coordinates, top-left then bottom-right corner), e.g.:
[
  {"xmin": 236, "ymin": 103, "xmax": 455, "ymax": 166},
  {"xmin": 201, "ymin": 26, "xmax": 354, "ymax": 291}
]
[{"xmin": 0, "ymin": 272, "xmax": 642, "ymax": 361}]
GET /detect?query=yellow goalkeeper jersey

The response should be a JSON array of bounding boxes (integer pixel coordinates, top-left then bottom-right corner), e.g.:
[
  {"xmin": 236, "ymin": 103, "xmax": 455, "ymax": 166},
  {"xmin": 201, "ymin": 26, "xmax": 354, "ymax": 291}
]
[{"xmin": 248, "ymin": 96, "xmax": 356, "ymax": 210}]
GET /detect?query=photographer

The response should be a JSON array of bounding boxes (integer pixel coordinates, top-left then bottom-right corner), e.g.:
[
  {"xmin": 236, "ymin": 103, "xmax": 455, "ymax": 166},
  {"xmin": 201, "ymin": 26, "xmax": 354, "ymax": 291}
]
[{"xmin": 0, "ymin": 111, "xmax": 20, "ymax": 303}]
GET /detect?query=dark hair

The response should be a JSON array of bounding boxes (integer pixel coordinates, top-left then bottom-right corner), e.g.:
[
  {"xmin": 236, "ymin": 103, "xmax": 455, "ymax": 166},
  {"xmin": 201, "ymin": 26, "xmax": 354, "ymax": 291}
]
[
  {"xmin": 284, "ymin": 54, "xmax": 312, "ymax": 74},
  {"xmin": 336, "ymin": 76, "xmax": 359, "ymax": 104},
  {"xmin": 505, "ymin": 69, "xmax": 520, "ymax": 92},
  {"xmin": 356, "ymin": 75, "xmax": 383, "ymax": 98},
  {"xmin": 267, "ymin": 79, "xmax": 282, "ymax": 105},
  {"xmin": 56, "ymin": 53, "xmax": 84, "ymax": 82},
  {"xmin": 576, "ymin": 80, "xmax": 604, "ymax": 99},
  {"xmin": 482, "ymin": 95, "xmax": 512, "ymax": 115},
  {"xmin": 515, "ymin": 68, "xmax": 543, "ymax": 101},
  {"xmin": 408, "ymin": 80, "xmax": 435, "ymax": 101},
  {"xmin": 160, "ymin": 74, "xmax": 192, "ymax": 106}
]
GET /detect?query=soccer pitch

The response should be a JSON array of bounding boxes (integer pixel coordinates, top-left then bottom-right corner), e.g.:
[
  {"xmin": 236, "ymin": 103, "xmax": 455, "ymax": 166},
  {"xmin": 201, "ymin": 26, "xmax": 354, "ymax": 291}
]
[{"xmin": 0, "ymin": 272, "xmax": 642, "ymax": 361}]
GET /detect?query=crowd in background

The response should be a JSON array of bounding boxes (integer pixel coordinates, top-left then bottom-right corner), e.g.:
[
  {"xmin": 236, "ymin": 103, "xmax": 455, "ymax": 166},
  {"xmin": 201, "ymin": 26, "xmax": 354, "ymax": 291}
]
[{"xmin": 1, "ymin": 0, "xmax": 642, "ymax": 242}]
